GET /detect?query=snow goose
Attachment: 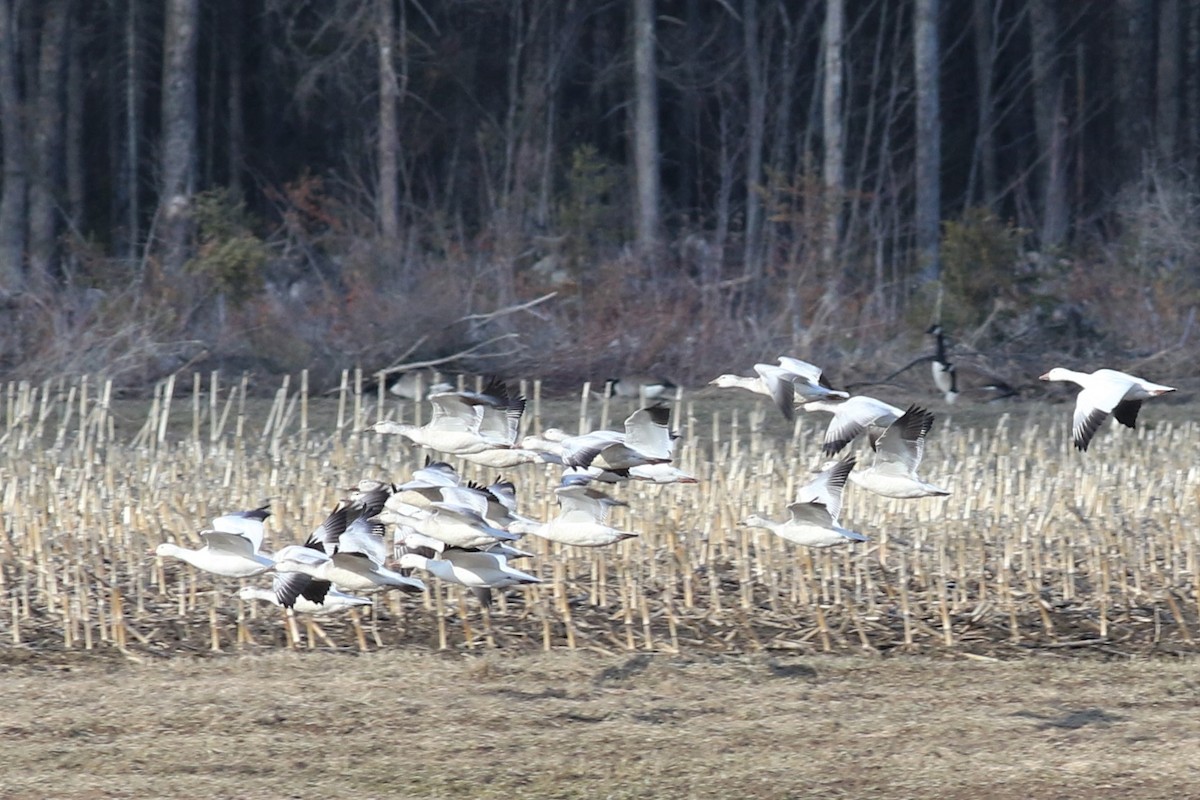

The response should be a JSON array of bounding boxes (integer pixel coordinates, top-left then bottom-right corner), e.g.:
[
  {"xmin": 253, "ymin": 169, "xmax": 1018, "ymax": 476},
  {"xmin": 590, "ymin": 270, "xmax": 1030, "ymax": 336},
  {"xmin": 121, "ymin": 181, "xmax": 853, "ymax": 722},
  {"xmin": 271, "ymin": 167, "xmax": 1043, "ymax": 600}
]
[
  {"xmin": 557, "ymin": 403, "xmax": 675, "ymax": 470},
  {"xmin": 272, "ymin": 505, "xmax": 426, "ymax": 594},
  {"xmin": 604, "ymin": 375, "xmax": 678, "ymax": 400},
  {"xmin": 776, "ymin": 356, "xmax": 851, "ymax": 402},
  {"xmin": 802, "ymin": 395, "xmax": 904, "ymax": 455},
  {"xmin": 238, "ymin": 572, "xmax": 371, "ymax": 614},
  {"xmin": 740, "ymin": 457, "xmax": 865, "ymax": 547},
  {"xmin": 390, "ymin": 500, "xmax": 522, "ymax": 550},
  {"xmin": 386, "ymin": 368, "xmax": 453, "ymax": 400},
  {"xmin": 154, "ymin": 504, "xmax": 276, "ymax": 578},
  {"xmin": 398, "ymin": 549, "xmax": 541, "ymax": 607},
  {"xmin": 524, "ymin": 479, "xmax": 637, "ymax": 547},
  {"xmin": 1039, "ymin": 367, "xmax": 1176, "ymax": 452},
  {"xmin": 369, "ymin": 378, "xmax": 524, "ymax": 455},
  {"xmin": 849, "ymin": 405, "xmax": 950, "ymax": 498}
]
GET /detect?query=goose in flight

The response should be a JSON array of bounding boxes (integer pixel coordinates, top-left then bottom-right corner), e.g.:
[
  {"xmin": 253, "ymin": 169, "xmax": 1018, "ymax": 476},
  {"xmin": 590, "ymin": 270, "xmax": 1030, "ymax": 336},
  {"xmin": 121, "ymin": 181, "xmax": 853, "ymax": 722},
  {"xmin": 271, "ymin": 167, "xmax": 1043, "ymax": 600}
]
[
  {"xmin": 238, "ymin": 572, "xmax": 371, "ymax": 614},
  {"xmin": 554, "ymin": 404, "xmax": 675, "ymax": 471},
  {"xmin": 802, "ymin": 395, "xmax": 905, "ymax": 455},
  {"xmin": 369, "ymin": 377, "xmax": 525, "ymax": 455},
  {"xmin": 523, "ymin": 478, "xmax": 637, "ymax": 547},
  {"xmin": 154, "ymin": 504, "xmax": 275, "ymax": 578},
  {"xmin": 603, "ymin": 375, "xmax": 678, "ymax": 400},
  {"xmin": 739, "ymin": 456, "xmax": 865, "ymax": 548},
  {"xmin": 1039, "ymin": 367, "xmax": 1176, "ymax": 451},
  {"xmin": 848, "ymin": 405, "xmax": 950, "ymax": 498},
  {"xmin": 398, "ymin": 548, "xmax": 542, "ymax": 607},
  {"xmin": 710, "ymin": 358, "xmax": 847, "ymax": 420}
]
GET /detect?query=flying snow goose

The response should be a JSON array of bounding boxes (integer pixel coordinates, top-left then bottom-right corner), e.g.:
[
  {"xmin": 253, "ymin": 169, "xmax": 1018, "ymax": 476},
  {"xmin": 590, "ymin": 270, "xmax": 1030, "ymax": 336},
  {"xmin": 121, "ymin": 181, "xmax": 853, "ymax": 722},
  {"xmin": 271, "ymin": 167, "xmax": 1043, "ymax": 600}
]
[
  {"xmin": 1039, "ymin": 367, "xmax": 1176, "ymax": 451},
  {"xmin": 775, "ymin": 356, "xmax": 850, "ymax": 402},
  {"xmin": 740, "ymin": 458, "xmax": 865, "ymax": 548},
  {"xmin": 391, "ymin": 501, "xmax": 521, "ymax": 550},
  {"xmin": 802, "ymin": 395, "xmax": 904, "ymax": 455},
  {"xmin": 369, "ymin": 378, "xmax": 524, "ymax": 455},
  {"xmin": 154, "ymin": 504, "xmax": 276, "ymax": 578},
  {"xmin": 238, "ymin": 572, "xmax": 371, "ymax": 614},
  {"xmin": 398, "ymin": 549, "xmax": 541, "ymax": 607},
  {"xmin": 524, "ymin": 479, "xmax": 637, "ymax": 547},
  {"xmin": 557, "ymin": 404, "xmax": 675, "ymax": 470},
  {"xmin": 604, "ymin": 375, "xmax": 678, "ymax": 400},
  {"xmin": 848, "ymin": 405, "xmax": 950, "ymax": 498}
]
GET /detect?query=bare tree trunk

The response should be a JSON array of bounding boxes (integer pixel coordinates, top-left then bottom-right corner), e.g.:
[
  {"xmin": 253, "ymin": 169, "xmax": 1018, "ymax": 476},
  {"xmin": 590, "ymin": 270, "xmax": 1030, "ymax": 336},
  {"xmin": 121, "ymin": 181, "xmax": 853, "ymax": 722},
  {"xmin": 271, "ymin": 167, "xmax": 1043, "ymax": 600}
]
[
  {"xmin": 740, "ymin": 0, "xmax": 764, "ymax": 280},
  {"xmin": 66, "ymin": 11, "xmax": 84, "ymax": 238},
  {"xmin": 158, "ymin": 0, "xmax": 200, "ymax": 276},
  {"xmin": 821, "ymin": 0, "xmax": 845, "ymax": 268},
  {"xmin": 0, "ymin": 0, "xmax": 26, "ymax": 294},
  {"xmin": 1113, "ymin": 0, "xmax": 1153, "ymax": 187},
  {"xmin": 377, "ymin": 0, "xmax": 400, "ymax": 241},
  {"xmin": 124, "ymin": 0, "xmax": 139, "ymax": 259},
  {"xmin": 28, "ymin": 0, "xmax": 70, "ymax": 287},
  {"xmin": 969, "ymin": 0, "xmax": 997, "ymax": 207},
  {"xmin": 1156, "ymin": 0, "xmax": 1180, "ymax": 163},
  {"xmin": 914, "ymin": 0, "xmax": 941, "ymax": 281},
  {"xmin": 632, "ymin": 0, "xmax": 661, "ymax": 259},
  {"xmin": 1188, "ymin": 3, "xmax": 1200, "ymax": 173},
  {"xmin": 227, "ymin": 0, "xmax": 244, "ymax": 200},
  {"xmin": 1029, "ymin": 0, "xmax": 1068, "ymax": 248}
]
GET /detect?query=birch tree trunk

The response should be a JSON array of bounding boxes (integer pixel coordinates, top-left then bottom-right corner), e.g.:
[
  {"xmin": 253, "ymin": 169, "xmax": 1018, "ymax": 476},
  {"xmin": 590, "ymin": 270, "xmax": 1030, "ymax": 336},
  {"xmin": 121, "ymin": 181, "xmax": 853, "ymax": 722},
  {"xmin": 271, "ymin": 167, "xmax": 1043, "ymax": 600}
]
[
  {"xmin": 632, "ymin": 0, "xmax": 661, "ymax": 259},
  {"xmin": 821, "ymin": 0, "xmax": 845, "ymax": 267},
  {"xmin": 913, "ymin": 0, "xmax": 941, "ymax": 281},
  {"xmin": 377, "ymin": 0, "xmax": 400, "ymax": 242},
  {"xmin": 158, "ymin": 0, "xmax": 200, "ymax": 276},
  {"xmin": 0, "ymin": 0, "xmax": 26, "ymax": 294}
]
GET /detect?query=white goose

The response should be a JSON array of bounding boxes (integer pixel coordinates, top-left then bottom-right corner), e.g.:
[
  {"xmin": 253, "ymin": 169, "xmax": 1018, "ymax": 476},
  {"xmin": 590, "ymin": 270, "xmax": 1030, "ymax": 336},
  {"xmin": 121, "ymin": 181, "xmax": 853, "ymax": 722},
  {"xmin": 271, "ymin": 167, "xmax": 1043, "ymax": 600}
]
[
  {"xmin": 154, "ymin": 504, "xmax": 275, "ymax": 578},
  {"xmin": 369, "ymin": 378, "xmax": 524, "ymax": 455},
  {"xmin": 524, "ymin": 478, "xmax": 637, "ymax": 547},
  {"xmin": 238, "ymin": 572, "xmax": 371, "ymax": 614},
  {"xmin": 710, "ymin": 358, "xmax": 848, "ymax": 420},
  {"xmin": 802, "ymin": 395, "xmax": 905, "ymax": 455},
  {"xmin": 849, "ymin": 405, "xmax": 950, "ymax": 498},
  {"xmin": 398, "ymin": 549, "xmax": 542, "ymax": 607},
  {"xmin": 1039, "ymin": 367, "xmax": 1176, "ymax": 451},
  {"xmin": 555, "ymin": 404, "xmax": 675, "ymax": 471},
  {"xmin": 740, "ymin": 456, "xmax": 865, "ymax": 548}
]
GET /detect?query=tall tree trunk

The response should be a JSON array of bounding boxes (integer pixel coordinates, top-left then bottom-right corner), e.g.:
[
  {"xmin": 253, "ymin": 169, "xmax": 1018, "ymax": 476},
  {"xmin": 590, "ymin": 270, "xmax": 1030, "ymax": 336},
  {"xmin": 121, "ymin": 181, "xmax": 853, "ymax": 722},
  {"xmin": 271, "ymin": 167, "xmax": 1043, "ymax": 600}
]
[
  {"xmin": 377, "ymin": 0, "xmax": 399, "ymax": 242},
  {"xmin": 969, "ymin": 0, "xmax": 997, "ymax": 207},
  {"xmin": 740, "ymin": 0, "xmax": 764, "ymax": 280},
  {"xmin": 123, "ymin": 0, "xmax": 139, "ymax": 259},
  {"xmin": 28, "ymin": 0, "xmax": 70, "ymax": 288},
  {"xmin": 1029, "ymin": 0, "xmax": 1068, "ymax": 248},
  {"xmin": 913, "ymin": 0, "xmax": 941, "ymax": 281},
  {"xmin": 1156, "ymin": 0, "xmax": 1180, "ymax": 163},
  {"xmin": 158, "ymin": 0, "xmax": 200, "ymax": 277},
  {"xmin": 821, "ymin": 0, "xmax": 845, "ymax": 268},
  {"xmin": 66, "ymin": 9, "xmax": 84, "ymax": 239},
  {"xmin": 226, "ymin": 0, "xmax": 244, "ymax": 200},
  {"xmin": 632, "ymin": 0, "xmax": 660, "ymax": 259},
  {"xmin": 1112, "ymin": 0, "xmax": 1153, "ymax": 188},
  {"xmin": 0, "ymin": 0, "xmax": 26, "ymax": 294},
  {"xmin": 1187, "ymin": 3, "xmax": 1200, "ymax": 173}
]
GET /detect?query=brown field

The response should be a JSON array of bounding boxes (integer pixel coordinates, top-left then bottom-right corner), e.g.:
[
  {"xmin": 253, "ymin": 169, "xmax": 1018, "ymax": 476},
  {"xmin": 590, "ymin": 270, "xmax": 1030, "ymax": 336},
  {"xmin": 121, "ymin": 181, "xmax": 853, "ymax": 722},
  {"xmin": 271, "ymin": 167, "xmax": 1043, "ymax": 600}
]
[
  {"xmin": 4, "ymin": 650, "xmax": 1200, "ymax": 799},
  {"xmin": 1, "ymin": 373, "xmax": 1199, "ymax": 797}
]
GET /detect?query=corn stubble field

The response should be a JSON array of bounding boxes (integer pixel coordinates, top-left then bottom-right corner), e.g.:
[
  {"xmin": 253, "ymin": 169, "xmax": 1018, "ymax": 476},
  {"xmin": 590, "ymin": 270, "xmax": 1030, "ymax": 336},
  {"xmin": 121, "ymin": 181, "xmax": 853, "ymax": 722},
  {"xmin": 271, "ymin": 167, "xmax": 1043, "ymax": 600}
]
[{"xmin": 3, "ymin": 372, "xmax": 1200, "ymax": 799}]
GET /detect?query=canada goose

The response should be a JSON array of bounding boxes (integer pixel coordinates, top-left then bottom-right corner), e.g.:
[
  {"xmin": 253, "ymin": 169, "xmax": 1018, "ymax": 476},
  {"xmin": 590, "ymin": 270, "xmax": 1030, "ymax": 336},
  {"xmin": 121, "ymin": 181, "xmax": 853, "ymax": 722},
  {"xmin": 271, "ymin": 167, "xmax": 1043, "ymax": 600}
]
[
  {"xmin": 848, "ymin": 405, "xmax": 950, "ymax": 498},
  {"xmin": 1039, "ymin": 367, "xmax": 1176, "ymax": 451}
]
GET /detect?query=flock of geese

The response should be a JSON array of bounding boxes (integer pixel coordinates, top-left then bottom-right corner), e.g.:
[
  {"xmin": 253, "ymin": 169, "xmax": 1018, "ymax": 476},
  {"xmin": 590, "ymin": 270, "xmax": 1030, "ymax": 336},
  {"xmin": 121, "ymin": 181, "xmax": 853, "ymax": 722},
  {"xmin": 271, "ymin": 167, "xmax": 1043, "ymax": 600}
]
[{"xmin": 154, "ymin": 326, "xmax": 1179, "ymax": 623}]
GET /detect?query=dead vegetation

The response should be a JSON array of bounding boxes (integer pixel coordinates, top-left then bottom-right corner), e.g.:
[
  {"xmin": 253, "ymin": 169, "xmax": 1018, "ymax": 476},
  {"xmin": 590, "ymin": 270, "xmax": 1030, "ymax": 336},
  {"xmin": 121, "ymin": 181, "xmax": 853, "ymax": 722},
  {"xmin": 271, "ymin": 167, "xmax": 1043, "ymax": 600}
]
[{"xmin": 1, "ymin": 372, "xmax": 1198, "ymax": 662}]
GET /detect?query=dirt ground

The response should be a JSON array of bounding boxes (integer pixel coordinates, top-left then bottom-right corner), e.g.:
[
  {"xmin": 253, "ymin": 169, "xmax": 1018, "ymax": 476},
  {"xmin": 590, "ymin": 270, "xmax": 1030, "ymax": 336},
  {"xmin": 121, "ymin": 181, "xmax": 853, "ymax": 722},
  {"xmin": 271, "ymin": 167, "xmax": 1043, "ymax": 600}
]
[{"xmin": 3, "ymin": 649, "xmax": 1199, "ymax": 799}]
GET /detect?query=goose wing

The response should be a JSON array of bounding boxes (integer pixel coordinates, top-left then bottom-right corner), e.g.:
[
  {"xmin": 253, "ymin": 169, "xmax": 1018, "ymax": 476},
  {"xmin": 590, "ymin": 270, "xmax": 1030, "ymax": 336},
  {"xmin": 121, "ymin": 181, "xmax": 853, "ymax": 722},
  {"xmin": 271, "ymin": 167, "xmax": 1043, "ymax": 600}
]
[
  {"xmin": 752, "ymin": 363, "xmax": 796, "ymax": 420},
  {"xmin": 785, "ymin": 500, "xmax": 836, "ymax": 529},
  {"xmin": 622, "ymin": 403, "xmax": 673, "ymax": 459},
  {"xmin": 1072, "ymin": 373, "xmax": 1136, "ymax": 451},
  {"xmin": 822, "ymin": 396, "xmax": 902, "ymax": 455},
  {"xmin": 872, "ymin": 405, "xmax": 934, "ymax": 473},
  {"xmin": 199, "ymin": 530, "xmax": 257, "ymax": 556},
  {"xmin": 796, "ymin": 456, "xmax": 856, "ymax": 523},
  {"xmin": 211, "ymin": 504, "xmax": 271, "ymax": 551}
]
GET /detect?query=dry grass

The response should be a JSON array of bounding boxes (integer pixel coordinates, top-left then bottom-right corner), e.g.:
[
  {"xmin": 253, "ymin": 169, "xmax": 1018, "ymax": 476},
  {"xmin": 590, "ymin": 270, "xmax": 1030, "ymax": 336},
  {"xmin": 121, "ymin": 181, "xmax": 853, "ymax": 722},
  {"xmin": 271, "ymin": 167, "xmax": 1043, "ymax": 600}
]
[
  {"xmin": 0, "ymin": 371, "xmax": 1198, "ymax": 660},
  {"xmin": 3, "ymin": 651, "xmax": 1200, "ymax": 799}
]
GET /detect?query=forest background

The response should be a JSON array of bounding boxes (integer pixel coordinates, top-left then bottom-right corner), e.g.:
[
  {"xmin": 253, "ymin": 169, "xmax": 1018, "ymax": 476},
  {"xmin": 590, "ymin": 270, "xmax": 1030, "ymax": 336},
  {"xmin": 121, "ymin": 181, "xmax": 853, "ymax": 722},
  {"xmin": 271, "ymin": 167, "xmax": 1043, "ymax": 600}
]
[{"xmin": 0, "ymin": 0, "xmax": 1195, "ymax": 392}]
